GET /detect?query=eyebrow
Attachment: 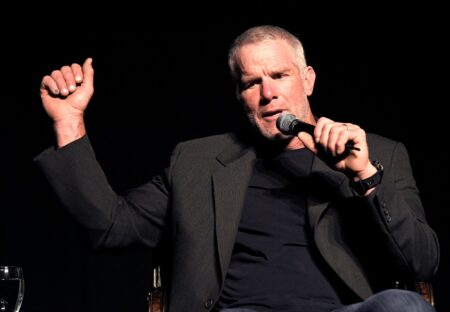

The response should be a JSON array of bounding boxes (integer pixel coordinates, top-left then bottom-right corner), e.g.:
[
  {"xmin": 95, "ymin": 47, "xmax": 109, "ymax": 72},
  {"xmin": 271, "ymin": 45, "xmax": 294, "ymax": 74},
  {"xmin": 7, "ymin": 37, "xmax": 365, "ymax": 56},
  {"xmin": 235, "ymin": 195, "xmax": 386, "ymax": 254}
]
[{"xmin": 240, "ymin": 66, "xmax": 294, "ymax": 81}]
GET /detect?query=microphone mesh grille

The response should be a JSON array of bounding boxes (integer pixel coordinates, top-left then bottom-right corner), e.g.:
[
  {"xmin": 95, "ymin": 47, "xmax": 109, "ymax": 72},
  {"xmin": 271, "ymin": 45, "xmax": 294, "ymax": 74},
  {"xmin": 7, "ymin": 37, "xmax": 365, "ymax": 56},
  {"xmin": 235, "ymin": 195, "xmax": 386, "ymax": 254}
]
[{"xmin": 276, "ymin": 114, "xmax": 296, "ymax": 134}]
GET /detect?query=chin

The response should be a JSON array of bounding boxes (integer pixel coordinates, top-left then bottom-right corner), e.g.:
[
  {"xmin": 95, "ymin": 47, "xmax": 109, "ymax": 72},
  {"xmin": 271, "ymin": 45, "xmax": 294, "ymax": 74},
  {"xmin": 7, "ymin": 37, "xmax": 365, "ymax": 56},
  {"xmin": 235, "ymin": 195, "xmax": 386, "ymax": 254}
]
[
  {"xmin": 258, "ymin": 127, "xmax": 291, "ymax": 142},
  {"xmin": 249, "ymin": 118, "xmax": 289, "ymax": 141},
  {"xmin": 272, "ymin": 132, "xmax": 292, "ymax": 143}
]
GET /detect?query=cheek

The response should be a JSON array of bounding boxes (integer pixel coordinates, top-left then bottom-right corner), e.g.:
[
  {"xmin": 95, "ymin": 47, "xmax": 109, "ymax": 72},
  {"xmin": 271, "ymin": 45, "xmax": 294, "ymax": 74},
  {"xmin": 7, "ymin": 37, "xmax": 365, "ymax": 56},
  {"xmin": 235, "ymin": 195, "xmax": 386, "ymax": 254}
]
[{"xmin": 241, "ymin": 94, "xmax": 259, "ymax": 114}]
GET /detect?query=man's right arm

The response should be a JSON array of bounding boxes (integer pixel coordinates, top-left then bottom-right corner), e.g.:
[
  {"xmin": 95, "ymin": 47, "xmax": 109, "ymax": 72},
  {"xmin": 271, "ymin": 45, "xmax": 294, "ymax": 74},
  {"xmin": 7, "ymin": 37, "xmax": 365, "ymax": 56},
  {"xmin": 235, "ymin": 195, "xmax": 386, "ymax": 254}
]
[
  {"xmin": 35, "ymin": 135, "xmax": 171, "ymax": 249},
  {"xmin": 37, "ymin": 59, "xmax": 171, "ymax": 249}
]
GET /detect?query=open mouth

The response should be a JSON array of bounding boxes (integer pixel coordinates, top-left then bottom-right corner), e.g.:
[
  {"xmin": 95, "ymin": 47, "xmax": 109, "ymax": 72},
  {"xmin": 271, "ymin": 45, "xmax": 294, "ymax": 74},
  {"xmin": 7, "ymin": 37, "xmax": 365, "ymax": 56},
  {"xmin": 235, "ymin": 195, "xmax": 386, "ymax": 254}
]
[{"xmin": 261, "ymin": 109, "xmax": 285, "ymax": 120}]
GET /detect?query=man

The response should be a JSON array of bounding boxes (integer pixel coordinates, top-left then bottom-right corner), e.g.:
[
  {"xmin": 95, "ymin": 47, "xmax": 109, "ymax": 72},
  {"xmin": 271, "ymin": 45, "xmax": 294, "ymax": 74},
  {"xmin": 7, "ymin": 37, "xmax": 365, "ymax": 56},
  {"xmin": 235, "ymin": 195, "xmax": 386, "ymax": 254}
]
[{"xmin": 36, "ymin": 26, "xmax": 439, "ymax": 311}]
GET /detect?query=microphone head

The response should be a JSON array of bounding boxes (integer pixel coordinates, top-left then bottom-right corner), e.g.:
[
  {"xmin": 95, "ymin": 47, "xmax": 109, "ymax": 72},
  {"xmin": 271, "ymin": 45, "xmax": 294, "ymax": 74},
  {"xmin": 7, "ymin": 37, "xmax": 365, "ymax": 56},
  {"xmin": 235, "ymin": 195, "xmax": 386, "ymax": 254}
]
[{"xmin": 276, "ymin": 113, "xmax": 297, "ymax": 135}]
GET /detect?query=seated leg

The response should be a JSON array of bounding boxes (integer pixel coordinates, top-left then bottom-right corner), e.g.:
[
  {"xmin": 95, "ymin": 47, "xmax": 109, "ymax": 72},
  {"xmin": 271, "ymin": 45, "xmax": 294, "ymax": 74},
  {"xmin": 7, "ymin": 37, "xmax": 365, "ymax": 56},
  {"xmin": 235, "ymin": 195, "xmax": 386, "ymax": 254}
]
[{"xmin": 334, "ymin": 289, "xmax": 435, "ymax": 312}]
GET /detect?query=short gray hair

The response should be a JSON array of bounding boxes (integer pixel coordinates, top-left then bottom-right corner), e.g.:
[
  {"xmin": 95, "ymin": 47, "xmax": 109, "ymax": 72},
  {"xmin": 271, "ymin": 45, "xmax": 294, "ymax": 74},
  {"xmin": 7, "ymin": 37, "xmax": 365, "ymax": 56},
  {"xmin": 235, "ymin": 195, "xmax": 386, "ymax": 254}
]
[{"xmin": 228, "ymin": 25, "xmax": 307, "ymax": 82}]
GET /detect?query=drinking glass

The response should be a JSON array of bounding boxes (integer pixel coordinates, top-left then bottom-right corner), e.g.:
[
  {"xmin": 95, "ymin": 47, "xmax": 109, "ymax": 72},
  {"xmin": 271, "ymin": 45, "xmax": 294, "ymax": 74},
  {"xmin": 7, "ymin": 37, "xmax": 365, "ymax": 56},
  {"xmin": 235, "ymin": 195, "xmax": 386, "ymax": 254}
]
[{"xmin": 0, "ymin": 266, "xmax": 24, "ymax": 312}]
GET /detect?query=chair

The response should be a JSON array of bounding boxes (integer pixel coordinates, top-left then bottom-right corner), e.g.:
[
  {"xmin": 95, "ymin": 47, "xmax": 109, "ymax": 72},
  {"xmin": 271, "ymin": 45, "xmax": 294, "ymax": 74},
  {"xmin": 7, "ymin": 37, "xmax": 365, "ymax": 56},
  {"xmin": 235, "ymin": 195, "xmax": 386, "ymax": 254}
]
[
  {"xmin": 395, "ymin": 280, "xmax": 435, "ymax": 307},
  {"xmin": 147, "ymin": 266, "xmax": 167, "ymax": 312},
  {"xmin": 416, "ymin": 282, "xmax": 435, "ymax": 306}
]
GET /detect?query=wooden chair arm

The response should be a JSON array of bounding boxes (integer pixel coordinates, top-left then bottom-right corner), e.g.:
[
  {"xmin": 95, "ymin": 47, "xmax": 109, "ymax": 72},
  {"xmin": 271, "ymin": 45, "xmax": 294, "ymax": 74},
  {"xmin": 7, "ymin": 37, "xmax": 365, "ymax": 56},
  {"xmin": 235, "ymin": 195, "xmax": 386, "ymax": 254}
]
[
  {"xmin": 415, "ymin": 281, "xmax": 434, "ymax": 307},
  {"xmin": 148, "ymin": 266, "xmax": 167, "ymax": 312},
  {"xmin": 395, "ymin": 281, "xmax": 435, "ymax": 307}
]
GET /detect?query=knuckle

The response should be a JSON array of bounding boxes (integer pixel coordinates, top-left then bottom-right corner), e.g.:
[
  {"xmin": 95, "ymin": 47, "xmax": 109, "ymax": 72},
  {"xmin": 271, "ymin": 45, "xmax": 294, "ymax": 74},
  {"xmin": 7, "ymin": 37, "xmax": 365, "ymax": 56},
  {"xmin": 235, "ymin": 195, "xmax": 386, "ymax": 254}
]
[{"xmin": 330, "ymin": 126, "xmax": 339, "ymax": 134}]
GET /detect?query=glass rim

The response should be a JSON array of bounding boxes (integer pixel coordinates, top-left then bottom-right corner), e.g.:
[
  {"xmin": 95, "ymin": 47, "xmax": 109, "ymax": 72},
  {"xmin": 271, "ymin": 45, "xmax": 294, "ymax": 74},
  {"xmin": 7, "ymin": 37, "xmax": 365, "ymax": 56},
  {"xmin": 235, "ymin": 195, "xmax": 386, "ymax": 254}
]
[{"xmin": 0, "ymin": 266, "xmax": 23, "ymax": 280}]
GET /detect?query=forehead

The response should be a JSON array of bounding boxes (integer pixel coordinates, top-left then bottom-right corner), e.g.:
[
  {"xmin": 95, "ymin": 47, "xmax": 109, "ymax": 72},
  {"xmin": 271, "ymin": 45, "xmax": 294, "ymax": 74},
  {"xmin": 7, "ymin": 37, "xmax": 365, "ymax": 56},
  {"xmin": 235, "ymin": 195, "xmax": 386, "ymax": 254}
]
[{"xmin": 235, "ymin": 39, "xmax": 297, "ymax": 75}]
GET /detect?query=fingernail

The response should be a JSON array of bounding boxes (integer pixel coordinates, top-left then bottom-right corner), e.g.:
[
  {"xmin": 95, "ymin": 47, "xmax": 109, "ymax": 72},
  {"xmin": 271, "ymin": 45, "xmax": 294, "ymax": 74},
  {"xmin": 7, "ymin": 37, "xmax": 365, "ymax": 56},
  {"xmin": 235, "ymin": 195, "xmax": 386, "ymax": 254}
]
[
  {"xmin": 75, "ymin": 76, "xmax": 82, "ymax": 83},
  {"xmin": 69, "ymin": 85, "xmax": 76, "ymax": 92}
]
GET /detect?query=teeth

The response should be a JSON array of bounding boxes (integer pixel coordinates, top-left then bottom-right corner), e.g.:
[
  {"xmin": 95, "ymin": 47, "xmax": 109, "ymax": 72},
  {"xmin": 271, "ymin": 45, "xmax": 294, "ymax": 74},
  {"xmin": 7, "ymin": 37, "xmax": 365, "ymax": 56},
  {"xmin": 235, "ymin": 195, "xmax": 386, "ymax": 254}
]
[{"xmin": 264, "ymin": 111, "xmax": 282, "ymax": 117}]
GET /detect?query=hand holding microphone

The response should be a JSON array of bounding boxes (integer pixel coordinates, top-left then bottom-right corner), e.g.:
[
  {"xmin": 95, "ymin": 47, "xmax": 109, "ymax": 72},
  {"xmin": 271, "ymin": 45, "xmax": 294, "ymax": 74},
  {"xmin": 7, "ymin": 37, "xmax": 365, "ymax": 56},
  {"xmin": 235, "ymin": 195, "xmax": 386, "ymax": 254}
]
[
  {"xmin": 275, "ymin": 113, "xmax": 377, "ymax": 177},
  {"xmin": 276, "ymin": 113, "xmax": 360, "ymax": 152},
  {"xmin": 276, "ymin": 113, "xmax": 382, "ymax": 194}
]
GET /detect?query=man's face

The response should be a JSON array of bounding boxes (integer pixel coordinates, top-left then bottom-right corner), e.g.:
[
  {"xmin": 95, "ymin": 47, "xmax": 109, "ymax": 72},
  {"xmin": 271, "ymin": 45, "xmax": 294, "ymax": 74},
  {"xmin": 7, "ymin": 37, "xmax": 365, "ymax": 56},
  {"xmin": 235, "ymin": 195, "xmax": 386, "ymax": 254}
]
[{"xmin": 235, "ymin": 39, "xmax": 316, "ymax": 141}]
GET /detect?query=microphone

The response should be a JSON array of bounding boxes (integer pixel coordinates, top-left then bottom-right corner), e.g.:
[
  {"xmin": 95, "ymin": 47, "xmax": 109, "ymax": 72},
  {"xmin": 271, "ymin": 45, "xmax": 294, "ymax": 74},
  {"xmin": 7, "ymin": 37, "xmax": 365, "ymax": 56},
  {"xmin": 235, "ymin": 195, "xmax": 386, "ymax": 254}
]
[{"xmin": 276, "ymin": 113, "xmax": 360, "ymax": 151}]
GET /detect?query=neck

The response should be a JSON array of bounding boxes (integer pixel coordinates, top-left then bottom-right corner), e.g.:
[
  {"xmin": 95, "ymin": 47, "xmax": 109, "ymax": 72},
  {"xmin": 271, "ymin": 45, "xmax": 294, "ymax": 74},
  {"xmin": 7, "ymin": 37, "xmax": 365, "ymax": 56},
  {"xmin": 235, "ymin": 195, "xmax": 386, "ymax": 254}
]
[
  {"xmin": 285, "ymin": 136, "xmax": 306, "ymax": 150},
  {"xmin": 251, "ymin": 132, "xmax": 304, "ymax": 159}
]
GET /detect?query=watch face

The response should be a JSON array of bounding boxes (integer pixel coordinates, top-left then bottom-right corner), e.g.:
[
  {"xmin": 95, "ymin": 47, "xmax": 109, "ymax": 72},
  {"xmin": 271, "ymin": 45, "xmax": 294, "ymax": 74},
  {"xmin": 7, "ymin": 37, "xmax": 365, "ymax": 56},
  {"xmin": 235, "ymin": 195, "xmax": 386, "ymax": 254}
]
[
  {"xmin": 350, "ymin": 159, "xmax": 383, "ymax": 195},
  {"xmin": 372, "ymin": 159, "xmax": 384, "ymax": 172}
]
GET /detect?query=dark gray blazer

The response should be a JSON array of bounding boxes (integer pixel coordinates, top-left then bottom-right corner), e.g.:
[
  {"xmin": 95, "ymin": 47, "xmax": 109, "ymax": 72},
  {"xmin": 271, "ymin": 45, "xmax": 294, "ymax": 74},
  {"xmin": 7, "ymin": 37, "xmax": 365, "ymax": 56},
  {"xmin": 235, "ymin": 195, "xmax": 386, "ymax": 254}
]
[{"xmin": 35, "ymin": 133, "xmax": 439, "ymax": 311}]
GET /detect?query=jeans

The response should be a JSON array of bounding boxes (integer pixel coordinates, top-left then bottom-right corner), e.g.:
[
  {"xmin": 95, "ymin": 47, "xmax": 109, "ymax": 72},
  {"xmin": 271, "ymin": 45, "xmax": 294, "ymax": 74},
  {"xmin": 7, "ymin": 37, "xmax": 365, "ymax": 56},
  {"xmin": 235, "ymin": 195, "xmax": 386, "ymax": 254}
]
[
  {"xmin": 219, "ymin": 289, "xmax": 435, "ymax": 312},
  {"xmin": 333, "ymin": 289, "xmax": 435, "ymax": 312}
]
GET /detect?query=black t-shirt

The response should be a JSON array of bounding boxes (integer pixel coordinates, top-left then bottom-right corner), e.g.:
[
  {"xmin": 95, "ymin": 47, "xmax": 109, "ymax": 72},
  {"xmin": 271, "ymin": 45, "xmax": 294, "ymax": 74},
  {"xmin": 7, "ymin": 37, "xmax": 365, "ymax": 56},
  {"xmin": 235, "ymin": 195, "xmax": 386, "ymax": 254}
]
[{"xmin": 215, "ymin": 148, "xmax": 349, "ymax": 312}]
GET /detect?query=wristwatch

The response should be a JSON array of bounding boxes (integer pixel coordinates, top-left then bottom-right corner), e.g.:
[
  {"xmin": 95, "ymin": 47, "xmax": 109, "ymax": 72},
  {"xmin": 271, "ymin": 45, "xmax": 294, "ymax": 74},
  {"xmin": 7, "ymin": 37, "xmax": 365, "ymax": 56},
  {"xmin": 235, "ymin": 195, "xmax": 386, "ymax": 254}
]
[{"xmin": 350, "ymin": 159, "xmax": 384, "ymax": 196}]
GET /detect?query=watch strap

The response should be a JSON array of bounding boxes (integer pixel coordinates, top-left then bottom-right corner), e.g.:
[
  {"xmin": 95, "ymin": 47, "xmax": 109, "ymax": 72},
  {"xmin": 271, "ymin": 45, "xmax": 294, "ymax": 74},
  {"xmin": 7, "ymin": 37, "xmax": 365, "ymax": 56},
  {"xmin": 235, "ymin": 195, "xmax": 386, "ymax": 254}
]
[{"xmin": 350, "ymin": 159, "xmax": 384, "ymax": 196}]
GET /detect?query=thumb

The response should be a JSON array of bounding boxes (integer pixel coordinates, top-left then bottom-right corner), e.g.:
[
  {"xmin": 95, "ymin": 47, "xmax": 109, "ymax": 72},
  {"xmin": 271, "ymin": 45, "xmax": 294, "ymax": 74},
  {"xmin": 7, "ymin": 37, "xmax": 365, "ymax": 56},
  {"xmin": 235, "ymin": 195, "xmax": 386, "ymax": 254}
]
[
  {"xmin": 82, "ymin": 57, "xmax": 94, "ymax": 88},
  {"xmin": 297, "ymin": 132, "xmax": 317, "ymax": 153}
]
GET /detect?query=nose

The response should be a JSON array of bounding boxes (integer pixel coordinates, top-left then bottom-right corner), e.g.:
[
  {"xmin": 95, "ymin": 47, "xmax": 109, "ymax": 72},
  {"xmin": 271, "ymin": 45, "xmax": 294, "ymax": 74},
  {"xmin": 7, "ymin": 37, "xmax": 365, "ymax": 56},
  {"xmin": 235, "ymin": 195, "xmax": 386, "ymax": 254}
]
[{"xmin": 261, "ymin": 79, "xmax": 277, "ymax": 103}]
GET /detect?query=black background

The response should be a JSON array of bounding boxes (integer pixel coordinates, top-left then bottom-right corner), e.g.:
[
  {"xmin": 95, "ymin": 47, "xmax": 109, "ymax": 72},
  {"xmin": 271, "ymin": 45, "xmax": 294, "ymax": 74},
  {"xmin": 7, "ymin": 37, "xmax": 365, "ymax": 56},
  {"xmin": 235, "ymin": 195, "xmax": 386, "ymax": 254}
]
[{"xmin": 1, "ymin": 11, "xmax": 448, "ymax": 312}]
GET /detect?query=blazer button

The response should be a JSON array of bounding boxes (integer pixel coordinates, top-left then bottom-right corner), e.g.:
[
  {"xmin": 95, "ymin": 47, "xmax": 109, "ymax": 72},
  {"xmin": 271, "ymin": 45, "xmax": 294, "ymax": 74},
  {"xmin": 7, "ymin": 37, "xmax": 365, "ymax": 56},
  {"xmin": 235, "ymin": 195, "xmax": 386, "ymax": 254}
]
[{"xmin": 204, "ymin": 298, "xmax": 214, "ymax": 309}]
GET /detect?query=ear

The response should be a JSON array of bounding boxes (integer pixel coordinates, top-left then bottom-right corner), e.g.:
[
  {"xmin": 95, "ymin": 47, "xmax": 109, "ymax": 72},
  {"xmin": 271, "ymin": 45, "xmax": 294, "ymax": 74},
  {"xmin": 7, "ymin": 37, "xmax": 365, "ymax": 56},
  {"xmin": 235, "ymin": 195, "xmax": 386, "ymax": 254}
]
[{"xmin": 303, "ymin": 66, "xmax": 316, "ymax": 96}]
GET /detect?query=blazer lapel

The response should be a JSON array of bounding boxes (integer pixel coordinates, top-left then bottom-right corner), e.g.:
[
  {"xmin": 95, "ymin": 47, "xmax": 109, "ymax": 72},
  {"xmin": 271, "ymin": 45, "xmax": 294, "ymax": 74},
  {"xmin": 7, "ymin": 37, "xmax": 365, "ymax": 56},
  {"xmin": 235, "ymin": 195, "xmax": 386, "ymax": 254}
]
[
  {"xmin": 307, "ymin": 156, "xmax": 373, "ymax": 299},
  {"xmin": 212, "ymin": 142, "xmax": 256, "ymax": 283}
]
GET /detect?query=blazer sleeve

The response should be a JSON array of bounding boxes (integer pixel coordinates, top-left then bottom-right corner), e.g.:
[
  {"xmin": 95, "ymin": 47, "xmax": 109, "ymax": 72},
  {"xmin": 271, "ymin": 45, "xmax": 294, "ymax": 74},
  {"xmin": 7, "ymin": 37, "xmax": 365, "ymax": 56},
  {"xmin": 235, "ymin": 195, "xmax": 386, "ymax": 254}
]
[
  {"xmin": 34, "ymin": 135, "xmax": 177, "ymax": 249},
  {"xmin": 352, "ymin": 140, "xmax": 440, "ymax": 282}
]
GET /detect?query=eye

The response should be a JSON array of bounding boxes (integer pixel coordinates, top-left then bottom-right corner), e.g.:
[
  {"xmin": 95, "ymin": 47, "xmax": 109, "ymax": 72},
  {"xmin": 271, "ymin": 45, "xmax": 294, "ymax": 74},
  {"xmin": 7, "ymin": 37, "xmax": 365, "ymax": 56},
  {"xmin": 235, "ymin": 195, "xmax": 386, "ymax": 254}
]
[
  {"xmin": 241, "ymin": 79, "xmax": 259, "ymax": 91},
  {"xmin": 272, "ymin": 72, "xmax": 286, "ymax": 79},
  {"xmin": 245, "ymin": 81, "xmax": 256, "ymax": 89}
]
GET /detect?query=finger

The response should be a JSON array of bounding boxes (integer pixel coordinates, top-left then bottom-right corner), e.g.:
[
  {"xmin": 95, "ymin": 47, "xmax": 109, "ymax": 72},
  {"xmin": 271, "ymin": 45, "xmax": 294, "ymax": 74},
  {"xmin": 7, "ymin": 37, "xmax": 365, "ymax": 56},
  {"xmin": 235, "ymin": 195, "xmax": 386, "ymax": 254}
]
[
  {"xmin": 50, "ymin": 70, "xmax": 69, "ymax": 96},
  {"xmin": 327, "ymin": 124, "xmax": 341, "ymax": 155},
  {"xmin": 71, "ymin": 63, "xmax": 83, "ymax": 83},
  {"xmin": 328, "ymin": 123, "xmax": 352, "ymax": 155},
  {"xmin": 335, "ymin": 125, "xmax": 351, "ymax": 155},
  {"xmin": 82, "ymin": 58, "xmax": 94, "ymax": 88},
  {"xmin": 319, "ymin": 120, "xmax": 337, "ymax": 152},
  {"xmin": 346, "ymin": 124, "xmax": 364, "ymax": 148},
  {"xmin": 314, "ymin": 116, "xmax": 333, "ymax": 144},
  {"xmin": 61, "ymin": 66, "xmax": 77, "ymax": 93},
  {"xmin": 40, "ymin": 75, "xmax": 59, "ymax": 96}
]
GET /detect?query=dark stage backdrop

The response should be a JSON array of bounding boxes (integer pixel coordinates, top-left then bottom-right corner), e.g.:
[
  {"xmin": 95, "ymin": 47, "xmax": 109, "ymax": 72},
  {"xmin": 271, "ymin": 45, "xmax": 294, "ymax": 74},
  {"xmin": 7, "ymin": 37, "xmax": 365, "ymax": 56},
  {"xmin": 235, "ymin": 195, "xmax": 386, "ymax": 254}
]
[{"xmin": 1, "ymin": 18, "xmax": 448, "ymax": 312}]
